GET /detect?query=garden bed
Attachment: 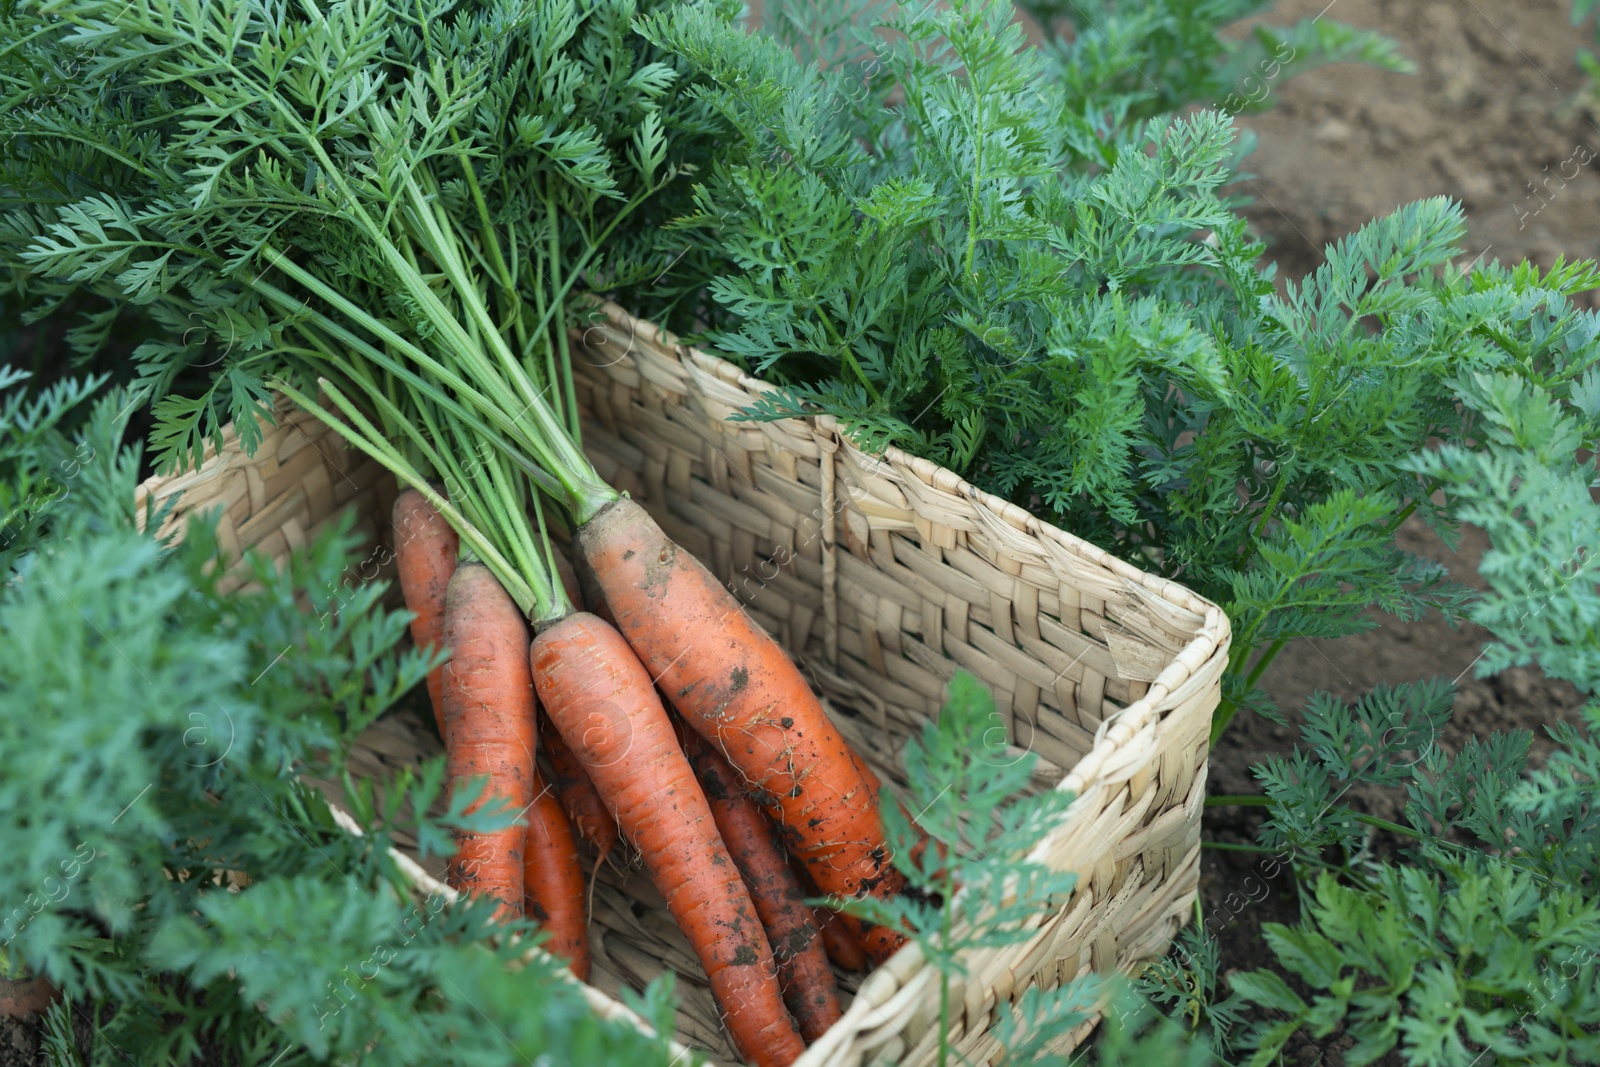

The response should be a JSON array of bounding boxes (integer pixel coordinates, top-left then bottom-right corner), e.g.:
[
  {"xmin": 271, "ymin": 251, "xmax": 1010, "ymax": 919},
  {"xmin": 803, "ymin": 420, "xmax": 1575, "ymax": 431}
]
[
  {"xmin": 1233, "ymin": 0, "xmax": 1600, "ymax": 285},
  {"xmin": 1199, "ymin": 2, "xmax": 1599, "ymax": 1058}
]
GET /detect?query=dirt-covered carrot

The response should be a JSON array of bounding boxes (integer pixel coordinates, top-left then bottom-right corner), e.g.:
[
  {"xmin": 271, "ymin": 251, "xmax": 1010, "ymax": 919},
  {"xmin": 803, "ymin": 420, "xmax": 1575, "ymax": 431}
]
[
  {"xmin": 532, "ymin": 612, "xmax": 805, "ymax": 1067},
  {"xmin": 441, "ymin": 563, "xmax": 535, "ymax": 920},
  {"xmin": 540, "ymin": 707, "xmax": 620, "ymax": 859},
  {"xmin": 537, "ymin": 547, "xmax": 621, "ymax": 859},
  {"xmin": 574, "ymin": 498, "xmax": 907, "ymax": 964},
  {"xmin": 814, "ymin": 905, "xmax": 867, "ymax": 973},
  {"xmin": 788, "ymin": 856, "xmax": 870, "ymax": 974},
  {"xmin": 675, "ymin": 718, "xmax": 843, "ymax": 1042},
  {"xmin": 848, "ymin": 747, "xmax": 941, "ymax": 880},
  {"xmin": 525, "ymin": 764, "xmax": 590, "ymax": 980},
  {"xmin": 393, "ymin": 487, "xmax": 459, "ymax": 736}
]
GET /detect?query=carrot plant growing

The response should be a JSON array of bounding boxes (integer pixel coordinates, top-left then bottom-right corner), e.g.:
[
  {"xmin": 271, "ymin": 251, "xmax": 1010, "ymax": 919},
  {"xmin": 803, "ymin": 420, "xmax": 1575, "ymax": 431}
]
[
  {"xmin": 1016, "ymin": 0, "xmax": 1409, "ymax": 121},
  {"xmin": 1143, "ymin": 351, "xmax": 1600, "ymax": 1066}
]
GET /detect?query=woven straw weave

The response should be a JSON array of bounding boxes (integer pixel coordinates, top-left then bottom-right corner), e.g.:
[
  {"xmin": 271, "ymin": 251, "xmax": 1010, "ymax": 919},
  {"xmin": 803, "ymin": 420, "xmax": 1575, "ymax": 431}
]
[
  {"xmin": 134, "ymin": 404, "xmax": 400, "ymax": 594},
  {"xmin": 135, "ymin": 302, "xmax": 1229, "ymax": 1067}
]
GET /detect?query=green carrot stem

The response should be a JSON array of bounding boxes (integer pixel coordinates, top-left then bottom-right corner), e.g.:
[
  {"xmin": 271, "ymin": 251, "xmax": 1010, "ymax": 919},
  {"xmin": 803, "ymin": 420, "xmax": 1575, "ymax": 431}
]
[
  {"xmin": 1200, "ymin": 840, "xmax": 1281, "ymax": 854},
  {"xmin": 1242, "ymin": 639, "xmax": 1287, "ymax": 690},
  {"xmin": 1208, "ymin": 704, "xmax": 1237, "ymax": 746},
  {"xmin": 276, "ymin": 310, "xmax": 563, "ymax": 503},
  {"xmin": 393, "ymin": 179, "xmax": 615, "ymax": 520},
  {"xmin": 1204, "ymin": 795, "xmax": 1272, "ymax": 808},
  {"xmin": 255, "ymin": 254, "xmax": 576, "ymax": 506},
  {"xmin": 272, "ymin": 377, "xmax": 540, "ymax": 616},
  {"xmin": 545, "ymin": 187, "xmax": 581, "ymax": 446}
]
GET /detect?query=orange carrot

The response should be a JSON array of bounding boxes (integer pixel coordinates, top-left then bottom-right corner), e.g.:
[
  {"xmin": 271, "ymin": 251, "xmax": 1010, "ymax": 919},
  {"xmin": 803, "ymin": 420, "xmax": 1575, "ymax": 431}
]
[
  {"xmin": 392, "ymin": 488, "xmax": 459, "ymax": 737},
  {"xmin": 525, "ymin": 764, "xmax": 591, "ymax": 980},
  {"xmin": 441, "ymin": 563, "xmax": 535, "ymax": 920},
  {"xmin": 814, "ymin": 904, "xmax": 867, "ymax": 973},
  {"xmin": 676, "ymin": 718, "xmax": 843, "ymax": 1042},
  {"xmin": 540, "ymin": 707, "xmax": 620, "ymax": 859},
  {"xmin": 849, "ymin": 748, "xmax": 941, "ymax": 880},
  {"xmin": 788, "ymin": 857, "xmax": 870, "ymax": 973},
  {"xmin": 531, "ymin": 612, "xmax": 805, "ymax": 1067},
  {"xmin": 574, "ymin": 498, "xmax": 907, "ymax": 963},
  {"xmin": 538, "ymin": 548, "xmax": 622, "ymax": 860}
]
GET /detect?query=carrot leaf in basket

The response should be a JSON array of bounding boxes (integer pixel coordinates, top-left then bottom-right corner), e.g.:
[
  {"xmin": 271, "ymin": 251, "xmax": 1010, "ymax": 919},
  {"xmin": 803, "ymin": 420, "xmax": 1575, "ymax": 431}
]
[{"xmin": 836, "ymin": 670, "xmax": 1079, "ymax": 1067}]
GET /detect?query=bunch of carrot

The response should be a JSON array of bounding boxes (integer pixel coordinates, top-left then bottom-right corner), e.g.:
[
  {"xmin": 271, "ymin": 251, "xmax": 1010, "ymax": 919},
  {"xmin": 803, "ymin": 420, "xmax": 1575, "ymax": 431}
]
[
  {"xmin": 252, "ymin": 145, "xmax": 917, "ymax": 1061},
  {"xmin": 387, "ymin": 475, "xmax": 905, "ymax": 1067}
]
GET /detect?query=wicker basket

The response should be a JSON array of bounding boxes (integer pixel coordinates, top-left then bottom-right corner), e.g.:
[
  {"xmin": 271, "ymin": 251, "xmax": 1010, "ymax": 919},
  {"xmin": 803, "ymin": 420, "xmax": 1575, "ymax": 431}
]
[{"xmin": 135, "ymin": 302, "xmax": 1229, "ymax": 1067}]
